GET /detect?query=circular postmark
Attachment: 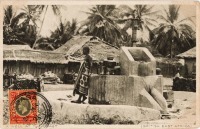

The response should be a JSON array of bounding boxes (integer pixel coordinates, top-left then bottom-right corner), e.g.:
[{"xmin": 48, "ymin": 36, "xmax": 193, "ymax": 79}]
[
  {"xmin": 36, "ymin": 92, "xmax": 52, "ymax": 128},
  {"xmin": 9, "ymin": 90, "xmax": 52, "ymax": 128}
]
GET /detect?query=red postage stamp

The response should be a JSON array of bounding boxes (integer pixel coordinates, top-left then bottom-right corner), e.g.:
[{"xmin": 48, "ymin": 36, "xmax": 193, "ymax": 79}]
[{"xmin": 9, "ymin": 90, "xmax": 37, "ymax": 124}]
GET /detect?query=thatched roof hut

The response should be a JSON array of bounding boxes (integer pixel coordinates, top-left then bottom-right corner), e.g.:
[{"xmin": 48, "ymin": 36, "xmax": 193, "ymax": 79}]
[
  {"xmin": 3, "ymin": 45, "xmax": 69, "ymax": 78},
  {"xmin": 3, "ymin": 37, "xmax": 120, "ymax": 77},
  {"xmin": 54, "ymin": 36, "xmax": 120, "ymax": 61},
  {"xmin": 176, "ymin": 47, "xmax": 196, "ymax": 59},
  {"xmin": 4, "ymin": 45, "xmax": 68, "ymax": 64},
  {"xmin": 176, "ymin": 47, "xmax": 196, "ymax": 77}
]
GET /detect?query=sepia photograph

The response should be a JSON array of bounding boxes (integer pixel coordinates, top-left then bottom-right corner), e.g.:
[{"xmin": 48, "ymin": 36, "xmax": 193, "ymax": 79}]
[{"xmin": 1, "ymin": 1, "xmax": 198, "ymax": 128}]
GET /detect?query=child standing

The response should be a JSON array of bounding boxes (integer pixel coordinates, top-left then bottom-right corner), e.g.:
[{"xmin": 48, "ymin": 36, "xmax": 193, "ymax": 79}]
[{"xmin": 71, "ymin": 46, "xmax": 92, "ymax": 103}]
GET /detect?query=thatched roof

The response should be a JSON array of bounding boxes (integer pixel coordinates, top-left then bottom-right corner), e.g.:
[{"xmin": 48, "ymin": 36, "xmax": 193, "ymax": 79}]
[
  {"xmin": 54, "ymin": 36, "xmax": 120, "ymax": 61},
  {"xmin": 54, "ymin": 36, "xmax": 93, "ymax": 54},
  {"xmin": 3, "ymin": 44, "xmax": 32, "ymax": 50},
  {"xmin": 176, "ymin": 47, "xmax": 196, "ymax": 59},
  {"xmin": 4, "ymin": 49, "xmax": 68, "ymax": 64}
]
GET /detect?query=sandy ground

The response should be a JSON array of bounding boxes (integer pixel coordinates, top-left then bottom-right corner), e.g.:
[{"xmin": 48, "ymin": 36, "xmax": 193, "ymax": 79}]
[
  {"xmin": 43, "ymin": 83, "xmax": 74, "ymax": 91},
  {"xmin": 42, "ymin": 90, "xmax": 196, "ymax": 125},
  {"xmin": 3, "ymin": 82, "xmax": 196, "ymax": 125},
  {"xmin": 140, "ymin": 91, "xmax": 196, "ymax": 126}
]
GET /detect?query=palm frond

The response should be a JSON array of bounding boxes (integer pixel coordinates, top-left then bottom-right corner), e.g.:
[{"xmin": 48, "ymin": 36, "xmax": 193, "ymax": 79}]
[
  {"xmin": 144, "ymin": 20, "xmax": 156, "ymax": 28},
  {"xmin": 174, "ymin": 6, "xmax": 180, "ymax": 21},
  {"xmin": 143, "ymin": 17, "xmax": 158, "ymax": 24},
  {"xmin": 175, "ymin": 16, "xmax": 196, "ymax": 25},
  {"xmin": 135, "ymin": 5, "xmax": 154, "ymax": 15},
  {"xmin": 143, "ymin": 5, "xmax": 154, "ymax": 13},
  {"xmin": 157, "ymin": 15, "xmax": 170, "ymax": 23},
  {"xmin": 169, "ymin": 5, "xmax": 180, "ymax": 23},
  {"xmin": 163, "ymin": 7, "xmax": 171, "ymax": 23},
  {"xmin": 179, "ymin": 24, "xmax": 195, "ymax": 33},
  {"xmin": 52, "ymin": 5, "xmax": 61, "ymax": 15},
  {"xmin": 4, "ymin": 6, "xmax": 13, "ymax": 24},
  {"xmin": 11, "ymin": 12, "xmax": 26, "ymax": 27},
  {"xmin": 104, "ymin": 5, "xmax": 116, "ymax": 16},
  {"xmin": 142, "ymin": 10, "xmax": 159, "ymax": 17},
  {"xmin": 122, "ymin": 20, "xmax": 132, "ymax": 31},
  {"xmin": 119, "ymin": 5, "xmax": 135, "ymax": 13}
]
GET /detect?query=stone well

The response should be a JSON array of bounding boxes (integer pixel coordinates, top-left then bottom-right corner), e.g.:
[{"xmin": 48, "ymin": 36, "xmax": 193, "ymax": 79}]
[{"xmin": 89, "ymin": 47, "xmax": 165, "ymax": 111}]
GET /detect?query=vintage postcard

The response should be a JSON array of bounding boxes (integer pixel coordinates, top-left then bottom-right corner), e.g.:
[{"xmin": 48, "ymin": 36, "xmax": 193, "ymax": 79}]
[{"xmin": 0, "ymin": 0, "xmax": 199, "ymax": 128}]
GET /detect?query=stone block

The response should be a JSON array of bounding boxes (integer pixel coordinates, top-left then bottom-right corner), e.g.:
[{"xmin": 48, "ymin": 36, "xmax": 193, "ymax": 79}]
[
  {"xmin": 89, "ymin": 75, "xmax": 144, "ymax": 106},
  {"xmin": 119, "ymin": 47, "xmax": 156, "ymax": 76},
  {"xmin": 139, "ymin": 89, "xmax": 162, "ymax": 111},
  {"xmin": 89, "ymin": 75, "xmax": 164, "ymax": 109}
]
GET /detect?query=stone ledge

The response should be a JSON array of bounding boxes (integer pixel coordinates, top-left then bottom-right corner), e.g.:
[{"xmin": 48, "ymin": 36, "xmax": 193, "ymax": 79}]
[{"xmin": 50, "ymin": 100, "xmax": 161, "ymax": 124}]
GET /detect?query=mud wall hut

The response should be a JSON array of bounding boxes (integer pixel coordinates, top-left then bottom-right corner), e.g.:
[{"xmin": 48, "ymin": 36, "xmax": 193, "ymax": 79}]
[{"xmin": 176, "ymin": 47, "xmax": 196, "ymax": 77}]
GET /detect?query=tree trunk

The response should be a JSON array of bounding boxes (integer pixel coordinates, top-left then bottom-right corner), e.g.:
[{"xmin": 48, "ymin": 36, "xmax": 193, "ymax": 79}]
[
  {"xmin": 32, "ymin": 6, "xmax": 49, "ymax": 48},
  {"xmin": 170, "ymin": 39, "xmax": 174, "ymax": 58},
  {"xmin": 132, "ymin": 25, "xmax": 137, "ymax": 47}
]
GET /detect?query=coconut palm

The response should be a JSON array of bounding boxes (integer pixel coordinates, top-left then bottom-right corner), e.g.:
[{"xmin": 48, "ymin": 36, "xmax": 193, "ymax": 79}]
[
  {"xmin": 152, "ymin": 5, "xmax": 196, "ymax": 58},
  {"xmin": 4, "ymin": 6, "xmax": 21, "ymax": 28},
  {"xmin": 77, "ymin": 5, "xmax": 124, "ymax": 47},
  {"xmin": 3, "ymin": 5, "xmax": 19, "ymax": 44},
  {"xmin": 32, "ymin": 5, "xmax": 63, "ymax": 48},
  {"xmin": 114, "ymin": 5, "xmax": 158, "ymax": 46},
  {"xmin": 50, "ymin": 18, "xmax": 77, "ymax": 49},
  {"xmin": 3, "ymin": 5, "xmax": 38, "ymax": 46},
  {"xmin": 34, "ymin": 18, "xmax": 77, "ymax": 50}
]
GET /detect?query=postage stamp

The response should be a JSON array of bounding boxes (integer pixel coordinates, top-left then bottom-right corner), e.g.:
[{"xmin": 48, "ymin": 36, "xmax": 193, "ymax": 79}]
[
  {"xmin": 8, "ymin": 90, "xmax": 52, "ymax": 127},
  {"xmin": 9, "ymin": 90, "xmax": 37, "ymax": 124}
]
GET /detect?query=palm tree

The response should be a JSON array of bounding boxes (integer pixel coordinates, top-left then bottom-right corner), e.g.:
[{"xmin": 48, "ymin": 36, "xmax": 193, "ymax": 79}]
[
  {"xmin": 3, "ymin": 5, "xmax": 18, "ymax": 44},
  {"xmin": 114, "ymin": 5, "xmax": 158, "ymax": 46},
  {"xmin": 34, "ymin": 18, "xmax": 77, "ymax": 50},
  {"xmin": 4, "ymin": 6, "xmax": 21, "ymax": 28},
  {"xmin": 77, "ymin": 5, "xmax": 124, "ymax": 47},
  {"xmin": 3, "ymin": 5, "xmax": 38, "ymax": 46},
  {"xmin": 32, "ymin": 5, "xmax": 62, "ymax": 48},
  {"xmin": 50, "ymin": 18, "xmax": 77, "ymax": 49},
  {"xmin": 152, "ymin": 5, "xmax": 195, "ymax": 58}
]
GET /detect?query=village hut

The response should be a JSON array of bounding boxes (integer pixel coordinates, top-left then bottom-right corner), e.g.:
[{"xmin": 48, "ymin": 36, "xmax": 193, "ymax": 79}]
[
  {"xmin": 4, "ymin": 36, "xmax": 120, "ymax": 82},
  {"xmin": 176, "ymin": 47, "xmax": 196, "ymax": 77},
  {"xmin": 54, "ymin": 36, "xmax": 120, "ymax": 74},
  {"xmin": 3, "ymin": 44, "xmax": 68, "ymax": 79}
]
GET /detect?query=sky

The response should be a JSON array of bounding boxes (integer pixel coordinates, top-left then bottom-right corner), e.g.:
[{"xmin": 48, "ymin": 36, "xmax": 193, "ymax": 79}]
[{"xmin": 9, "ymin": 5, "xmax": 196, "ymax": 37}]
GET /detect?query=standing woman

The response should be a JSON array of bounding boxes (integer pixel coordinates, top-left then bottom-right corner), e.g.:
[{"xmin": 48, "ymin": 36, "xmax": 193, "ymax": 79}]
[{"xmin": 72, "ymin": 46, "xmax": 92, "ymax": 103}]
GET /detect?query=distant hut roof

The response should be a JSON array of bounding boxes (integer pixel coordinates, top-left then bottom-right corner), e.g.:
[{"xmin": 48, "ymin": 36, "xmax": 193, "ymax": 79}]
[
  {"xmin": 4, "ymin": 49, "xmax": 68, "ymax": 64},
  {"xmin": 176, "ymin": 47, "xmax": 196, "ymax": 59},
  {"xmin": 54, "ymin": 36, "xmax": 120, "ymax": 61}
]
